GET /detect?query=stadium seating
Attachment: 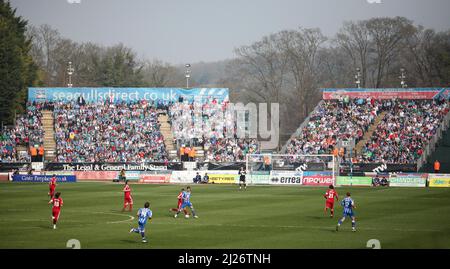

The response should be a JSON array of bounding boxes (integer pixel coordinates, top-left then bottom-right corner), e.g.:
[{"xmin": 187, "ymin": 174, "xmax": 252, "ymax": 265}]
[
  {"xmin": 204, "ymin": 138, "xmax": 259, "ymax": 162},
  {"xmin": 52, "ymin": 100, "xmax": 168, "ymax": 162},
  {"xmin": 286, "ymin": 97, "xmax": 450, "ymax": 165},
  {"xmin": 168, "ymin": 98, "xmax": 260, "ymax": 161},
  {"xmin": 1, "ymin": 98, "xmax": 259, "ymax": 163},
  {"xmin": 0, "ymin": 128, "xmax": 20, "ymax": 162},
  {"xmin": 0, "ymin": 102, "xmax": 45, "ymax": 162},
  {"xmin": 2, "ymin": 96, "xmax": 448, "ymax": 166},
  {"xmin": 286, "ymin": 98, "xmax": 381, "ymax": 156},
  {"xmin": 358, "ymin": 99, "xmax": 450, "ymax": 164}
]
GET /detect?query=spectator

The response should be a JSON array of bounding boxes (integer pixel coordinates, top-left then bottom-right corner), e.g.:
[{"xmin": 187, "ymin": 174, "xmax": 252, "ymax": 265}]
[
  {"xmin": 77, "ymin": 95, "xmax": 86, "ymax": 106},
  {"xmin": 202, "ymin": 173, "xmax": 209, "ymax": 184},
  {"xmin": 119, "ymin": 168, "xmax": 126, "ymax": 182},
  {"xmin": 38, "ymin": 144, "xmax": 44, "ymax": 162},
  {"xmin": 189, "ymin": 147, "xmax": 196, "ymax": 161},
  {"xmin": 30, "ymin": 146, "xmax": 37, "ymax": 162},
  {"xmin": 184, "ymin": 146, "xmax": 191, "ymax": 161},
  {"xmin": 434, "ymin": 160, "xmax": 441, "ymax": 173},
  {"xmin": 372, "ymin": 176, "xmax": 380, "ymax": 187},
  {"xmin": 193, "ymin": 172, "xmax": 201, "ymax": 184},
  {"xmin": 179, "ymin": 145, "xmax": 185, "ymax": 162}
]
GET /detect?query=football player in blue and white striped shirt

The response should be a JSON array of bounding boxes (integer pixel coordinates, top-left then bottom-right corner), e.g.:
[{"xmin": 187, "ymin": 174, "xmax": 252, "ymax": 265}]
[
  {"xmin": 174, "ymin": 186, "xmax": 198, "ymax": 219},
  {"xmin": 130, "ymin": 202, "xmax": 152, "ymax": 243},
  {"xmin": 336, "ymin": 192, "xmax": 357, "ymax": 232}
]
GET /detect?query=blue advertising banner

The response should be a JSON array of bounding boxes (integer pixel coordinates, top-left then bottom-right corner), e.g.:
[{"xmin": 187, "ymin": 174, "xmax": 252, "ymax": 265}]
[
  {"xmin": 28, "ymin": 88, "xmax": 229, "ymax": 103},
  {"xmin": 12, "ymin": 174, "xmax": 77, "ymax": 183},
  {"xmin": 303, "ymin": 171, "xmax": 333, "ymax": 176}
]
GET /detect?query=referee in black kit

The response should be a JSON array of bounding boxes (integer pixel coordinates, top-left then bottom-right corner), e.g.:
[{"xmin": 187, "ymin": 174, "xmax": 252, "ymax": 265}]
[{"xmin": 238, "ymin": 167, "xmax": 247, "ymax": 190}]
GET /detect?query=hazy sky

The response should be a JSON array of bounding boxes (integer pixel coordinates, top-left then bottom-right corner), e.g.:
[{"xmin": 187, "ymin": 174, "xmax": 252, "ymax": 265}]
[{"xmin": 10, "ymin": 0, "xmax": 450, "ymax": 64}]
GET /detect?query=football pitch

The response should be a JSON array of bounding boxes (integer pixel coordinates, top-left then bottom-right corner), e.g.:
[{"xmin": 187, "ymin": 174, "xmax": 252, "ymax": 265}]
[{"xmin": 0, "ymin": 182, "xmax": 450, "ymax": 249}]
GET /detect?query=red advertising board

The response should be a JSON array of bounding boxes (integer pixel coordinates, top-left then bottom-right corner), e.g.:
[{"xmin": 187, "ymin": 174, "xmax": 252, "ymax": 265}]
[
  {"xmin": 0, "ymin": 173, "xmax": 9, "ymax": 181},
  {"xmin": 74, "ymin": 171, "xmax": 118, "ymax": 181},
  {"xmin": 139, "ymin": 174, "xmax": 171, "ymax": 184},
  {"xmin": 302, "ymin": 175, "xmax": 334, "ymax": 186}
]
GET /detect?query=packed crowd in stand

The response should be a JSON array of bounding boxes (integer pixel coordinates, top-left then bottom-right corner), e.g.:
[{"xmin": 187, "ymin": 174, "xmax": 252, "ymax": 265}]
[
  {"xmin": 286, "ymin": 97, "xmax": 450, "ymax": 165},
  {"xmin": 0, "ymin": 128, "xmax": 20, "ymax": 162},
  {"xmin": 169, "ymin": 98, "xmax": 260, "ymax": 161},
  {"xmin": 204, "ymin": 138, "xmax": 259, "ymax": 162},
  {"xmin": 0, "ymin": 102, "xmax": 45, "ymax": 162},
  {"xmin": 358, "ymin": 99, "xmax": 450, "ymax": 164},
  {"xmin": 1, "ymin": 95, "xmax": 449, "ymax": 165},
  {"xmin": 53, "ymin": 100, "xmax": 168, "ymax": 162},
  {"xmin": 286, "ymin": 97, "xmax": 381, "ymax": 156}
]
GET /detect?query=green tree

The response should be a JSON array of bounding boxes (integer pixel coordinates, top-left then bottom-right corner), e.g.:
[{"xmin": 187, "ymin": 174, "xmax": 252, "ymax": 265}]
[{"xmin": 0, "ymin": 0, "xmax": 37, "ymax": 126}]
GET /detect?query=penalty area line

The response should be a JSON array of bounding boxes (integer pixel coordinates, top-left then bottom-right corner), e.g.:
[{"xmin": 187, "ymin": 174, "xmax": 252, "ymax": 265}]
[
  {"xmin": 91, "ymin": 211, "xmax": 135, "ymax": 224},
  {"xmin": 154, "ymin": 222, "xmax": 441, "ymax": 233}
]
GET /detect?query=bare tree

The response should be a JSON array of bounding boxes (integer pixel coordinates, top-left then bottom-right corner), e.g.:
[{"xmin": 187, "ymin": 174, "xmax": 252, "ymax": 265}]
[
  {"xmin": 233, "ymin": 33, "xmax": 289, "ymax": 105},
  {"xmin": 366, "ymin": 17, "xmax": 416, "ymax": 88},
  {"xmin": 32, "ymin": 24, "xmax": 61, "ymax": 86},
  {"xmin": 336, "ymin": 21, "xmax": 371, "ymax": 87},
  {"xmin": 143, "ymin": 60, "xmax": 184, "ymax": 87},
  {"xmin": 279, "ymin": 28, "xmax": 326, "ymax": 119}
]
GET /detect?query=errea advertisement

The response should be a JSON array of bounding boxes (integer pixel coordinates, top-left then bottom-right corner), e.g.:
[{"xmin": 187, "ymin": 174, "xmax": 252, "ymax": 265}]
[
  {"xmin": 269, "ymin": 171, "xmax": 334, "ymax": 186},
  {"xmin": 269, "ymin": 171, "xmax": 303, "ymax": 185}
]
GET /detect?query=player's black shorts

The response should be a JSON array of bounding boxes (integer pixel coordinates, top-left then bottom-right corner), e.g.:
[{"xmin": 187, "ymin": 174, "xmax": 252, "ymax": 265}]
[{"xmin": 239, "ymin": 175, "xmax": 246, "ymax": 182}]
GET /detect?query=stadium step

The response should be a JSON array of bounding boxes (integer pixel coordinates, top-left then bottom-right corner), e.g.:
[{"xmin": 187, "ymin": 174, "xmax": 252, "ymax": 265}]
[
  {"xmin": 158, "ymin": 114, "xmax": 177, "ymax": 159},
  {"xmin": 41, "ymin": 109, "xmax": 56, "ymax": 162},
  {"xmin": 354, "ymin": 111, "xmax": 388, "ymax": 155}
]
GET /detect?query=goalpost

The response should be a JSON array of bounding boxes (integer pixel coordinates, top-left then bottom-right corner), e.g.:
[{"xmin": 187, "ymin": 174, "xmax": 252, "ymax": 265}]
[{"xmin": 245, "ymin": 153, "xmax": 337, "ymax": 186}]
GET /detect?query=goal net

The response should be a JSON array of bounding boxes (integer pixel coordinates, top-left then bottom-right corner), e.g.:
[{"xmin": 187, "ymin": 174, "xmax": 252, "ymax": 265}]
[{"xmin": 245, "ymin": 154, "xmax": 337, "ymax": 186}]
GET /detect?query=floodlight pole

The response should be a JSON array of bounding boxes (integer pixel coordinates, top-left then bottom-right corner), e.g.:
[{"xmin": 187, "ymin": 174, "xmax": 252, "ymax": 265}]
[
  {"xmin": 355, "ymin": 68, "xmax": 361, "ymax": 88},
  {"xmin": 185, "ymin": 64, "xmax": 191, "ymax": 88},
  {"xmin": 67, "ymin": 61, "xmax": 74, "ymax": 88},
  {"xmin": 400, "ymin": 68, "xmax": 407, "ymax": 88}
]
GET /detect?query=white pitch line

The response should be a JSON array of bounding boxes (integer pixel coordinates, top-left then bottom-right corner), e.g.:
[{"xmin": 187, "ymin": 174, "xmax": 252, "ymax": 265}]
[
  {"xmin": 152, "ymin": 222, "xmax": 442, "ymax": 233},
  {"xmin": 1, "ymin": 212, "xmax": 135, "ymax": 225},
  {"xmin": 91, "ymin": 211, "xmax": 135, "ymax": 224}
]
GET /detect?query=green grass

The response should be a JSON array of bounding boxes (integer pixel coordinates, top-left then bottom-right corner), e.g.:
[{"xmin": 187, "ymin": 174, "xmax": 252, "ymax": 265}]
[{"xmin": 0, "ymin": 182, "xmax": 450, "ymax": 249}]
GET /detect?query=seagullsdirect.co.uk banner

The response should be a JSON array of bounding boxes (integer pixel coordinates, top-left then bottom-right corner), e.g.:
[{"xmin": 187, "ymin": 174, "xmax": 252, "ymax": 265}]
[{"xmin": 28, "ymin": 88, "xmax": 229, "ymax": 103}]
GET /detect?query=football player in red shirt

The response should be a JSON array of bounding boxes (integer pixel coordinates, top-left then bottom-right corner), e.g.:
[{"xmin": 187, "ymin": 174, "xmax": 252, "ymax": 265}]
[
  {"xmin": 324, "ymin": 185, "xmax": 339, "ymax": 218},
  {"xmin": 122, "ymin": 180, "xmax": 133, "ymax": 212},
  {"xmin": 48, "ymin": 174, "xmax": 57, "ymax": 198},
  {"xmin": 49, "ymin": 192, "xmax": 63, "ymax": 229},
  {"xmin": 169, "ymin": 188, "xmax": 188, "ymax": 216}
]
